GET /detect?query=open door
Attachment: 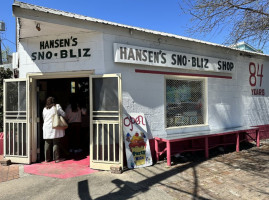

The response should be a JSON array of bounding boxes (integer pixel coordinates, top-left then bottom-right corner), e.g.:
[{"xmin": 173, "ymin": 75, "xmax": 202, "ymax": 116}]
[
  {"xmin": 90, "ymin": 74, "xmax": 123, "ymax": 170},
  {"xmin": 3, "ymin": 79, "xmax": 30, "ymax": 164}
]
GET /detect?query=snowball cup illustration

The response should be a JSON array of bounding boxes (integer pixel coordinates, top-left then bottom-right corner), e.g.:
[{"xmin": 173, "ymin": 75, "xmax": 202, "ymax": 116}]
[
  {"xmin": 123, "ymin": 113, "xmax": 152, "ymax": 169},
  {"xmin": 128, "ymin": 132, "xmax": 147, "ymax": 166}
]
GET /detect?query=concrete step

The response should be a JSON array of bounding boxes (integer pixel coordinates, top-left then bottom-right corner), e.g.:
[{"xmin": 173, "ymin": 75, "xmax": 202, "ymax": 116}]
[{"xmin": 0, "ymin": 157, "xmax": 11, "ymax": 166}]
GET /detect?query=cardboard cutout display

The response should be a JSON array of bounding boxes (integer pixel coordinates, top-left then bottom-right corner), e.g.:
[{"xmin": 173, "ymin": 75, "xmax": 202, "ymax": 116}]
[{"xmin": 123, "ymin": 113, "xmax": 152, "ymax": 168}]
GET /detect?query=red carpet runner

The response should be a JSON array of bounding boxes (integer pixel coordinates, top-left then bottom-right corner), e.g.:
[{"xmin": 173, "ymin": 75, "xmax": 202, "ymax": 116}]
[{"xmin": 24, "ymin": 156, "xmax": 98, "ymax": 179}]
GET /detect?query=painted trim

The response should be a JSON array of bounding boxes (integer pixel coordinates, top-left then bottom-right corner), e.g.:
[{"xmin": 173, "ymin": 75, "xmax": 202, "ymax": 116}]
[
  {"xmin": 135, "ymin": 69, "xmax": 232, "ymax": 79},
  {"xmin": 26, "ymin": 70, "xmax": 94, "ymax": 79}
]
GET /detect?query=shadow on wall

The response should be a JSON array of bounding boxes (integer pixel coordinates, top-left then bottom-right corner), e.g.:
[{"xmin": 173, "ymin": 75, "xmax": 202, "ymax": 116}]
[
  {"xmin": 243, "ymin": 96, "xmax": 269, "ymax": 125},
  {"xmin": 122, "ymin": 72, "xmax": 165, "ymax": 139},
  {"xmin": 122, "ymin": 72, "xmax": 164, "ymax": 110},
  {"xmin": 210, "ymin": 100, "xmax": 243, "ymax": 129},
  {"xmin": 209, "ymin": 94, "xmax": 269, "ymax": 130},
  {"xmin": 122, "ymin": 106, "xmax": 155, "ymax": 140}
]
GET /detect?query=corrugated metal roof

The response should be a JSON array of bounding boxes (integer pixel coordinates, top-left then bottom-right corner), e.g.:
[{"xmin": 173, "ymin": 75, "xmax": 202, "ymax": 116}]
[{"xmin": 13, "ymin": 1, "xmax": 268, "ymax": 57}]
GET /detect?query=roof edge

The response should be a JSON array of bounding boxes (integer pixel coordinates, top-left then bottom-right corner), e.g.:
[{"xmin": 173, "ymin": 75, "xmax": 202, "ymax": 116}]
[{"xmin": 13, "ymin": 1, "xmax": 268, "ymax": 57}]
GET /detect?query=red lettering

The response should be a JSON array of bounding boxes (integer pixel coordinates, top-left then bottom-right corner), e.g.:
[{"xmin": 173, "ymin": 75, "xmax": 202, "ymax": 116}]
[
  {"xmin": 124, "ymin": 115, "xmax": 146, "ymax": 131},
  {"xmin": 249, "ymin": 62, "xmax": 264, "ymax": 87},
  {"xmin": 249, "ymin": 62, "xmax": 256, "ymax": 87},
  {"xmin": 136, "ymin": 115, "xmax": 146, "ymax": 125},
  {"xmin": 257, "ymin": 64, "xmax": 263, "ymax": 87},
  {"xmin": 124, "ymin": 117, "xmax": 133, "ymax": 131}
]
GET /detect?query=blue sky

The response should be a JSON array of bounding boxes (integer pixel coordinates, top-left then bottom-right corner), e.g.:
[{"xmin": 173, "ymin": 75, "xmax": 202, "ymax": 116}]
[{"xmin": 0, "ymin": 0, "xmax": 239, "ymax": 54}]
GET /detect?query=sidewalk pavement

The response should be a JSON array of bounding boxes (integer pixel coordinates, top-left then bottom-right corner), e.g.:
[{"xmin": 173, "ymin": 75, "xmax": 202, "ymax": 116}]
[
  {"xmin": 0, "ymin": 155, "xmax": 20, "ymax": 183},
  {"xmin": 0, "ymin": 140, "xmax": 268, "ymax": 200}
]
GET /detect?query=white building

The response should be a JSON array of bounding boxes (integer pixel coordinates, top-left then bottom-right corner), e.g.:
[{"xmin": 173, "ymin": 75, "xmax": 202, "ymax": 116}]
[{"xmin": 3, "ymin": 1, "xmax": 269, "ymax": 170}]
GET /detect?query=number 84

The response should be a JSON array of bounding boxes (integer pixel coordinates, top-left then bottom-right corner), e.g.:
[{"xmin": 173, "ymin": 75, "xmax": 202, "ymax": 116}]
[{"xmin": 249, "ymin": 62, "xmax": 263, "ymax": 87}]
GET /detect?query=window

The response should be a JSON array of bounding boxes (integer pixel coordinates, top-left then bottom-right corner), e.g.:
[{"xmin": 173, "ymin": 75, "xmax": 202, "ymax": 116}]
[{"xmin": 166, "ymin": 78, "xmax": 206, "ymax": 128}]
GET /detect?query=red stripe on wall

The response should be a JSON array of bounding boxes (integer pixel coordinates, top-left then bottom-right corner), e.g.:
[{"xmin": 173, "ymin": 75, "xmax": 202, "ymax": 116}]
[{"xmin": 135, "ymin": 69, "xmax": 232, "ymax": 79}]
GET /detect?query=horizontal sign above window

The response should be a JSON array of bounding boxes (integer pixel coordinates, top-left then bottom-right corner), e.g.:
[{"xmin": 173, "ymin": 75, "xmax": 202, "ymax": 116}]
[{"xmin": 114, "ymin": 43, "xmax": 234, "ymax": 73}]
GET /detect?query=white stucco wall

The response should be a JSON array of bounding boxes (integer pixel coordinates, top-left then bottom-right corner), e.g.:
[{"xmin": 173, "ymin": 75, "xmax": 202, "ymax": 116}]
[
  {"xmin": 101, "ymin": 30, "xmax": 269, "ymax": 138},
  {"xmin": 17, "ymin": 19, "xmax": 269, "ymax": 139}
]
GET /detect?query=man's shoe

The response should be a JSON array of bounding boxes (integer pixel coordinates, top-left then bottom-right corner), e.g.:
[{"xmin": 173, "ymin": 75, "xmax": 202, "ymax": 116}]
[{"xmin": 55, "ymin": 158, "xmax": 66, "ymax": 163}]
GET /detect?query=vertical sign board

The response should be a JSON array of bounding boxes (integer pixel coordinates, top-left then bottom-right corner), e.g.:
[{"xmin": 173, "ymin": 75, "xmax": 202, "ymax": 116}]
[{"xmin": 123, "ymin": 113, "xmax": 152, "ymax": 169}]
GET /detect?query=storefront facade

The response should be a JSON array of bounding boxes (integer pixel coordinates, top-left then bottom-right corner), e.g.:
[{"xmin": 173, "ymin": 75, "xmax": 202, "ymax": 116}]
[{"xmin": 3, "ymin": 2, "xmax": 269, "ymax": 170}]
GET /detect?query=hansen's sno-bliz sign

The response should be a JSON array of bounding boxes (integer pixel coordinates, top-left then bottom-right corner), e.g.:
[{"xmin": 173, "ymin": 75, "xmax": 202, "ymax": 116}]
[
  {"xmin": 114, "ymin": 43, "xmax": 234, "ymax": 73},
  {"xmin": 31, "ymin": 36, "xmax": 91, "ymax": 61}
]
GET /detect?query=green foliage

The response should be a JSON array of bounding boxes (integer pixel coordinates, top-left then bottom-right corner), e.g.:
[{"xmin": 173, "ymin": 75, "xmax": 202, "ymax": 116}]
[
  {"xmin": 1, "ymin": 47, "xmax": 11, "ymax": 64},
  {"xmin": 257, "ymin": 49, "xmax": 264, "ymax": 53},
  {"xmin": 0, "ymin": 67, "xmax": 13, "ymax": 132}
]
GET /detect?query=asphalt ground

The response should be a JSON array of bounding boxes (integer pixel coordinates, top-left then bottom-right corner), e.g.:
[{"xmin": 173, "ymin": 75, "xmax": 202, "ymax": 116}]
[{"xmin": 0, "ymin": 139, "xmax": 268, "ymax": 200}]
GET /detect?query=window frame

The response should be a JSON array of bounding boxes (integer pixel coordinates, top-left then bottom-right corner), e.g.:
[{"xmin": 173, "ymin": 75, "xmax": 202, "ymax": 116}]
[{"xmin": 164, "ymin": 75, "xmax": 208, "ymax": 129}]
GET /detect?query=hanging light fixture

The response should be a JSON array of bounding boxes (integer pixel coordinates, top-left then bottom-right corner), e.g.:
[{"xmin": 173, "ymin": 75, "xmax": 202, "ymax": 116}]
[{"xmin": 36, "ymin": 23, "xmax": 41, "ymax": 31}]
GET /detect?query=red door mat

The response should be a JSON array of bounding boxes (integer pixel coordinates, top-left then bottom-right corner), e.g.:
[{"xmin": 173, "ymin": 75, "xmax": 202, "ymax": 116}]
[{"xmin": 24, "ymin": 156, "xmax": 98, "ymax": 179}]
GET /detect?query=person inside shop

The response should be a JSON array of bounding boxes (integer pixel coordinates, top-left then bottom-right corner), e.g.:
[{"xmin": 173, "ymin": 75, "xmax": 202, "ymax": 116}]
[
  {"xmin": 80, "ymin": 102, "xmax": 89, "ymax": 154},
  {"xmin": 65, "ymin": 96, "xmax": 82, "ymax": 154},
  {"xmin": 42, "ymin": 96, "xmax": 66, "ymax": 163}
]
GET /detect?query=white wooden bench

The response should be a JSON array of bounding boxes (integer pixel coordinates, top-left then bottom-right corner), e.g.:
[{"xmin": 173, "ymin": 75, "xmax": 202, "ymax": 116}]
[{"xmin": 154, "ymin": 126, "xmax": 260, "ymax": 166}]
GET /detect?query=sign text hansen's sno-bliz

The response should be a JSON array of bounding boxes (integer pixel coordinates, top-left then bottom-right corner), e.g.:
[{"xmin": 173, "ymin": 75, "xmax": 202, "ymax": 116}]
[
  {"xmin": 114, "ymin": 43, "xmax": 234, "ymax": 73},
  {"xmin": 31, "ymin": 36, "xmax": 91, "ymax": 61}
]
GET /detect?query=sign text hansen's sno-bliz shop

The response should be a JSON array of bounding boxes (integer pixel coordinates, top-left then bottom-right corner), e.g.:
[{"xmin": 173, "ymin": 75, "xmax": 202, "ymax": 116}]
[
  {"xmin": 31, "ymin": 36, "xmax": 91, "ymax": 61},
  {"xmin": 114, "ymin": 43, "xmax": 234, "ymax": 73}
]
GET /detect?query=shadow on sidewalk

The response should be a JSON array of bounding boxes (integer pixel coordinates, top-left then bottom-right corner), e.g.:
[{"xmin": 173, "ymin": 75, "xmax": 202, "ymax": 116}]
[
  {"xmin": 77, "ymin": 141, "xmax": 269, "ymax": 199},
  {"xmin": 213, "ymin": 141, "xmax": 269, "ymax": 179},
  {"xmin": 78, "ymin": 159, "xmax": 213, "ymax": 200}
]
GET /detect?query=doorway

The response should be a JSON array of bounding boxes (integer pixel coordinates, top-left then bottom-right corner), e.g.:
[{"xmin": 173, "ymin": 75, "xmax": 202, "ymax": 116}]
[
  {"xmin": 36, "ymin": 78, "xmax": 89, "ymax": 162},
  {"xmin": 24, "ymin": 72, "xmax": 123, "ymax": 170}
]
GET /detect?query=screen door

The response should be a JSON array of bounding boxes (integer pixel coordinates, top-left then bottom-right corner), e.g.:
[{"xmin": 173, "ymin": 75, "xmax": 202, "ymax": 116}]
[
  {"xmin": 3, "ymin": 79, "xmax": 30, "ymax": 164},
  {"xmin": 90, "ymin": 74, "xmax": 123, "ymax": 170}
]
